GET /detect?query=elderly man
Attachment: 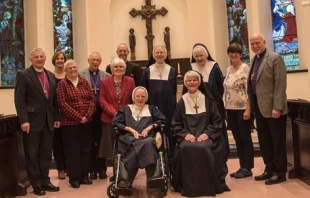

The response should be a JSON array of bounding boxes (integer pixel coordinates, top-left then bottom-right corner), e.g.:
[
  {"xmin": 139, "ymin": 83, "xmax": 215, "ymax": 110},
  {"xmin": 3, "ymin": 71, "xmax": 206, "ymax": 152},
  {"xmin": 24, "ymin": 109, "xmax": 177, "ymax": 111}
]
[
  {"xmin": 14, "ymin": 48, "xmax": 60, "ymax": 195},
  {"xmin": 79, "ymin": 52, "xmax": 111, "ymax": 180},
  {"xmin": 106, "ymin": 43, "xmax": 141, "ymax": 86},
  {"xmin": 247, "ymin": 33, "xmax": 287, "ymax": 185}
]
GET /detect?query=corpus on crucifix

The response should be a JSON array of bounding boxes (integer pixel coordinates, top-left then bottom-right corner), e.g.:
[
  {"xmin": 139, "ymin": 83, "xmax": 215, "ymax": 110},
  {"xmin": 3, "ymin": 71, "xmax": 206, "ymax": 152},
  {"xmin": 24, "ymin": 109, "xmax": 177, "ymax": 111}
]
[{"xmin": 129, "ymin": 0, "xmax": 168, "ymax": 58}]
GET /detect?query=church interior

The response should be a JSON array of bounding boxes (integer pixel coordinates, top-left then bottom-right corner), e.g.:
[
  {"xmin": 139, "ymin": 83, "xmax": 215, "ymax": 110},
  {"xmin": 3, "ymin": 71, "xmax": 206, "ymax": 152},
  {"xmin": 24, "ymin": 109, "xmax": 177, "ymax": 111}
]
[{"xmin": 1, "ymin": 0, "xmax": 310, "ymax": 197}]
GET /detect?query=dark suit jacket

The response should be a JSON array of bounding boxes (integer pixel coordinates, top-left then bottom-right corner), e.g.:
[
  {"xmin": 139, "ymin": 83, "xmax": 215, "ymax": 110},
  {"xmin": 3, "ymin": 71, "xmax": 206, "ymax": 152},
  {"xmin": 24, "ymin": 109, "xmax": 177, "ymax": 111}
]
[
  {"xmin": 247, "ymin": 49, "xmax": 288, "ymax": 118},
  {"xmin": 106, "ymin": 61, "xmax": 141, "ymax": 86},
  {"xmin": 99, "ymin": 76, "xmax": 135, "ymax": 123},
  {"xmin": 14, "ymin": 66, "xmax": 59, "ymax": 131}
]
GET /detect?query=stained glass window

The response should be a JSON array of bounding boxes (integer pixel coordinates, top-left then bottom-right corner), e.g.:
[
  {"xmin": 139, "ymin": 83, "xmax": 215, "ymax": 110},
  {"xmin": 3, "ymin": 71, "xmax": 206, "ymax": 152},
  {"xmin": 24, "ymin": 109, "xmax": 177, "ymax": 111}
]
[
  {"xmin": 270, "ymin": 0, "xmax": 299, "ymax": 71},
  {"xmin": 53, "ymin": 0, "xmax": 73, "ymax": 59},
  {"xmin": 226, "ymin": 0, "xmax": 250, "ymax": 65},
  {"xmin": 0, "ymin": 0, "xmax": 24, "ymax": 88}
]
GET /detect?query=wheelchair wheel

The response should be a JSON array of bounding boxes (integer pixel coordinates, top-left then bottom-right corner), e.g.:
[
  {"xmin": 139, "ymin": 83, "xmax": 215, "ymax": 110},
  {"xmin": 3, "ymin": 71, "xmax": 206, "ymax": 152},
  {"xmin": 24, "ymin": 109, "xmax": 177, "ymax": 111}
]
[
  {"xmin": 107, "ymin": 181, "xmax": 119, "ymax": 198},
  {"xmin": 160, "ymin": 177, "xmax": 168, "ymax": 197}
]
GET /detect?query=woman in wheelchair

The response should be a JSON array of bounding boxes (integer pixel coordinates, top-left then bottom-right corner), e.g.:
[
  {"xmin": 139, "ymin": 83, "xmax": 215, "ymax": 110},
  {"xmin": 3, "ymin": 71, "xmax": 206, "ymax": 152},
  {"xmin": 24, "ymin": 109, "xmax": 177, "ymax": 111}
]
[
  {"xmin": 111, "ymin": 86, "xmax": 166, "ymax": 195},
  {"xmin": 171, "ymin": 70, "xmax": 229, "ymax": 197}
]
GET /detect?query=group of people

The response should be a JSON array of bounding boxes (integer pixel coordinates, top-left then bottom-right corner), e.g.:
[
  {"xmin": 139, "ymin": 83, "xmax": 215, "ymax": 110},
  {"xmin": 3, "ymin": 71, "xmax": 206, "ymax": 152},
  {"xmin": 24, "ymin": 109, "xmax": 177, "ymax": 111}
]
[{"xmin": 14, "ymin": 32, "xmax": 288, "ymax": 197}]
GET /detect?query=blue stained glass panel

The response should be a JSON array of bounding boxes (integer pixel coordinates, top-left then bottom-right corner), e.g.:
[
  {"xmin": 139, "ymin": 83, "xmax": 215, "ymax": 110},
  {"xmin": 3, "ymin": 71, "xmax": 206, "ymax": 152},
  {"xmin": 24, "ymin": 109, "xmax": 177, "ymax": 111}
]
[
  {"xmin": 53, "ymin": 0, "xmax": 73, "ymax": 59},
  {"xmin": 271, "ymin": 0, "xmax": 299, "ymax": 71}
]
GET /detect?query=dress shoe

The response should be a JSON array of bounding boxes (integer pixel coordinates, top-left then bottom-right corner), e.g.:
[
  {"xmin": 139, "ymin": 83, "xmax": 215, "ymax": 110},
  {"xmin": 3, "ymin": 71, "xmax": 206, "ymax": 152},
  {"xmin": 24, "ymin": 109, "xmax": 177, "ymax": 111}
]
[
  {"xmin": 109, "ymin": 175, "xmax": 115, "ymax": 182},
  {"xmin": 70, "ymin": 181, "xmax": 80, "ymax": 188},
  {"xmin": 265, "ymin": 175, "xmax": 286, "ymax": 185},
  {"xmin": 147, "ymin": 176, "xmax": 165, "ymax": 188},
  {"xmin": 80, "ymin": 179, "xmax": 93, "ymax": 185},
  {"xmin": 99, "ymin": 171, "xmax": 107, "ymax": 179},
  {"xmin": 254, "ymin": 172, "xmax": 272, "ymax": 181},
  {"xmin": 230, "ymin": 168, "xmax": 242, "ymax": 177},
  {"xmin": 58, "ymin": 170, "xmax": 66, "ymax": 179},
  {"xmin": 42, "ymin": 182, "xmax": 60, "ymax": 192},
  {"xmin": 89, "ymin": 171, "xmax": 97, "ymax": 180},
  {"xmin": 33, "ymin": 187, "xmax": 46, "ymax": 196},
  {"xmin": 235, "ymin": 168, "xmax": 253, "ymax": 179}
]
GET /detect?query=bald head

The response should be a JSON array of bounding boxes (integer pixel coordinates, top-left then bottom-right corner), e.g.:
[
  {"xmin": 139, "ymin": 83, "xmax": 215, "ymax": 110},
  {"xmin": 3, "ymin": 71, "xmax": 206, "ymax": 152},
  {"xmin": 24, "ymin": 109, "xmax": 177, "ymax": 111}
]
[
  {"xmin": 250, "ymin": 33, "xmax": 266, "ymax": 55},
  {"xmin": 116, "ymin": 43, "xmax": 129, "ymax": 61}
]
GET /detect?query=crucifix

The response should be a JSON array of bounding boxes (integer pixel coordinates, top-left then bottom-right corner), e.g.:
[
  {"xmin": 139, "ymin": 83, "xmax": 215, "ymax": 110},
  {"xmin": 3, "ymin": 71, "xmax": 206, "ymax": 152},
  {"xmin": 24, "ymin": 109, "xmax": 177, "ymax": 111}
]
[
  {"xmin": 129, "ymin": 0, "xmax": 168, "ymax": 58},
  {"xmin": 92, "ymin": 86, "xmax": 99, "ymax": 95},
  {"xmin": 193, "ymin": 104, "xmax": 199, "ymax": 114}
]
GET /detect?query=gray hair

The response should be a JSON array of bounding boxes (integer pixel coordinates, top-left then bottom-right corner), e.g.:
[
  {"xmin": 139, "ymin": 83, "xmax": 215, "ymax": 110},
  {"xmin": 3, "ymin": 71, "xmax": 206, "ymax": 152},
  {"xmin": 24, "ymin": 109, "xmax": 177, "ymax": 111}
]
[
  {"xmin": 64, "ymin": 59, "xmax": 78, "ymax": 71},
  {"xmin": 192, "ymin": 45, "xmax": 209, "ymax": 57},
  {"xmin": 116, "ymin": 43, "xmax": 129, "ymax": 52},
  {"xmin": 88, "ymin": 52, "xmax": 102, "ymax": 60},
  {"xmin": 111, "ymin": 58, "xmax": 127, "ymax": 75},
  {"xmin": 30, "ymin": 48, "xmax": 45, "ymax": 59},
  {"xmin": 152, "ymin": 45, "xmax": 167, "ymax": 59},
  {"xmin": 184, "ymin": 70, "xmax": 201, "ymax": 87}
]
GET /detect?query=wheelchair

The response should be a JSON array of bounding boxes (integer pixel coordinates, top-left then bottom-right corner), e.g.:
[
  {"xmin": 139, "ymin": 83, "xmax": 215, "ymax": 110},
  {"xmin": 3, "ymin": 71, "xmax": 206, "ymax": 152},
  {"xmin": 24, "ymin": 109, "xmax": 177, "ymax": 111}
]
[{"xmin": 107, "ymin": 125, "xmax": 171, "ymax": 198}]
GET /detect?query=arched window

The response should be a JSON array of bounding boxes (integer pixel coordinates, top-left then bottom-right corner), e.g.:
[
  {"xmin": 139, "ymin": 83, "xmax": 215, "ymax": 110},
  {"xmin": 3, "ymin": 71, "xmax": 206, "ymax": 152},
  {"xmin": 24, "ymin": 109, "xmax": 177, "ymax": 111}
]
[
  {"xmin": 0, "ymin": 0, "xmax": 24, "ymax": 87},
  {"xmin": 53, "ymin": 0, "xmax": 73, "ymax": 59},
  {"xmin": 226, "ymin": 0, "xmax": 250, "ymax": 65},
  {"xmin": 271, "ymin": 0, "xmax": 299, "ymax": 71}
]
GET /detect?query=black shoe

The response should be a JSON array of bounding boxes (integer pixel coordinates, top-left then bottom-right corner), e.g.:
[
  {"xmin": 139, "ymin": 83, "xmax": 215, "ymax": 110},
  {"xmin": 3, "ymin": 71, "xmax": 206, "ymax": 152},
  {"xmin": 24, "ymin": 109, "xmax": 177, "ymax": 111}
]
[
  {"xmin": 235, "ymin": 168, "xmax": 253, "ymax": 179},
  {"xmin": 80, "ymin": 179, "xmax": 93, "ymax": 185},
  {"xmin": 230, "ymin": 168, "xmax": 242, "ymax": 177},
  {"xmin": 99, "ymin": 171, "xmax": 107, "ymax": 179},
  {"xmin": 147, "ymin": 176, "xmax": 165, "ymax": 188},
  {"xmin": 89, "ymin": 171, "xmax": 97, "ymax": 180},
  {"xmin": 33, "ymin": 187, "xmax": 46, "ymax": 196},
  {"xmin": 265, "ymin": 175, "xmax": 286, "ymax": 185},
  {"xmin": 254, "ymin": 172, "xmax": 272, "ymax": 181},
  {"xmin": 42, "ymin": 182, "xmax": 60, "ymax": 192},
  {"xmin": 70, "ymin": 181, "xmax": 80, "ymax": 188},
  {"xmin": 109, "ymin": 175, "xmax": 115, "ymax": 182}
]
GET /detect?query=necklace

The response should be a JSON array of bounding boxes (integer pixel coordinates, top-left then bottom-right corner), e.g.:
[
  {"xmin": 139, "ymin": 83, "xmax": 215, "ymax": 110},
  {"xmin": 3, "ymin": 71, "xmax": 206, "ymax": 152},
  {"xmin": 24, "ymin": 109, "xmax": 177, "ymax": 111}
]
[
  {"xmin": 134, "ymin": 105, "xmax": 144, "ymax": 121},
  {"xmin": 155, "ymin": 64, "xmax": 164, "ymax": 80},
  {"xmin": 190, "ymin": 92, "xmax": 200, "ymax": 114},
  {"xmin": 90, "ymin": 71, "xmax": 100, "ymax": 94}
]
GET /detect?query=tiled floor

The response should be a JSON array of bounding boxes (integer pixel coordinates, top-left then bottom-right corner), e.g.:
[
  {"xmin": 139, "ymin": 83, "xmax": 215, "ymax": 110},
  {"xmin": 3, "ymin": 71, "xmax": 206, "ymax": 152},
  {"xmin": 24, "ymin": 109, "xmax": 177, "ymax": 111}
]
[{"xmin": 18, "ymin": 157, "xmax": 310, "ymax": 198}]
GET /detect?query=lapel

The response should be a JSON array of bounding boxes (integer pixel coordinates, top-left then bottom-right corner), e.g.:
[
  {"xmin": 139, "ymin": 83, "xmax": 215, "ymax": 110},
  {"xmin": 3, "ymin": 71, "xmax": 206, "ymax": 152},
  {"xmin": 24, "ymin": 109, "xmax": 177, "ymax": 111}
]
[
  {"xmin": 46, "ymin": 69, "xmax": 54, "ymax": 98},
  {"xmin": 119, "ymin": 76, "xmax": 127, "ymax": 100},
  {"xmin": 256, "ymin": 50, "xmax": 269, "ymax": 82},
  {"xmin": 83, "ymin": 69, "xmax": 91, "ymax": 85},
  {"xmin": 99, "ymin": 70, "xmax": 105, "ymax": 80},
  {"xmin": 108, "ymin": 77, "xmax": 118, "ymax": 101},
  {"xmin": 28, "ymin": 66, "xmax": 46, "ymax": 98}
]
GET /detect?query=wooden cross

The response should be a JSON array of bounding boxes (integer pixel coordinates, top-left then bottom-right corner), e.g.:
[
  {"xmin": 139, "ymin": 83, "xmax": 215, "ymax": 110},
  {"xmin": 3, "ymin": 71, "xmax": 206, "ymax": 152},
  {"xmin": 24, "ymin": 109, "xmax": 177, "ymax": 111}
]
[
  {"xmin": 129, "ymin": 0, "xmax": 168, "ymax": 58},
  {"xmin": 193, "ymin": 104, "xmax": 199, "ymax": 114},
  {"xmin": 92, "ymin": 86, "xmax": 99, "ymax": 95}
]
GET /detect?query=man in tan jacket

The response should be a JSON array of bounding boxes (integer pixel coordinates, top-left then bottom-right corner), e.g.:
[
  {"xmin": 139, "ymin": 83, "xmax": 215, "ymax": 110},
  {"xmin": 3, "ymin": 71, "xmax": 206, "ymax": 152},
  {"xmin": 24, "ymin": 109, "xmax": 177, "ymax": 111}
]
[{"xmin": 247, "ymin": 33, "xmax": 287, "ymax": 185}]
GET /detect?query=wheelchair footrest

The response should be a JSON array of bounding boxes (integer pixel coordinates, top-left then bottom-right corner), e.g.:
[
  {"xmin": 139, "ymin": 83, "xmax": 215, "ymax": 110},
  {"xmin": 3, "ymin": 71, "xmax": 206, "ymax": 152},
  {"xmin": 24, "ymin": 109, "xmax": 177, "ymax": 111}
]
[
  {"xmin": 147, "ymin": 176, "xmax": 166, "ymax": 188},
  {"xmin": 115, "ymin": 186, "xmax": 133, "ymax": 196}
]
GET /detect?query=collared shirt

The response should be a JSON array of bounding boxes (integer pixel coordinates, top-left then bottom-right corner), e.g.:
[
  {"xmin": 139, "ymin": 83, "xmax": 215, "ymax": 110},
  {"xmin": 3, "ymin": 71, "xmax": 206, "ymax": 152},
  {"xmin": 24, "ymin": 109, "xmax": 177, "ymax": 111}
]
[{"xmin": 251, "ymin": 49, "xmax": 266, "ymax": 95}]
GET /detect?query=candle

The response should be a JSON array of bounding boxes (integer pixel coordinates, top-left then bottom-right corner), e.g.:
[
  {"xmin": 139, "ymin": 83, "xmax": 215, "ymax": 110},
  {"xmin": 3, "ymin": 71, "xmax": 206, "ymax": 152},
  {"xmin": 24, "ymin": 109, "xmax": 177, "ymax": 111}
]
[{"xmin": 178, "ymin": 63, "xmax": 180, "ymax": 73}]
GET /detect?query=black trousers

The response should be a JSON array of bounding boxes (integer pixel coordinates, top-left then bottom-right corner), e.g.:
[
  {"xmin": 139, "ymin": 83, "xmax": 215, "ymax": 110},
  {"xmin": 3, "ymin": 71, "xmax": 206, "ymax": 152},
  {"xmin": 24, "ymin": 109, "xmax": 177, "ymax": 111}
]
[
  {"xmin": 90, "ymin": 118, "xmax": 106, "ymax": 173},
  {"xmin": 127, "ymin": 164, "xmax": 156, "ymax": 186},
  {"xmin": 53, "ymin": 127, "xmax": 66, "ymax": 171},
  {"xmin": 227, "ymin": 109, "xmax": 254, "ymax": 170},
  {"xmin": 23, "ymin": 123, "xmax": 53, "ymax": 188},
  {"xmin": 253, "ymin": 96, "xmax": 287, "ymax": 176},
  {"xmin": 62, "ymin": 123, "xmax": 92, "ymax": 183}
]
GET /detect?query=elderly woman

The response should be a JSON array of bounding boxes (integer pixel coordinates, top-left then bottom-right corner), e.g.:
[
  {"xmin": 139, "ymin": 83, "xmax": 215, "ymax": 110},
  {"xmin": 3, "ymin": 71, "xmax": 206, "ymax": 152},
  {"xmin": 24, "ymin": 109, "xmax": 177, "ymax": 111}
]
[
  {"xmin": 172, "ymin": 70, "xmax": 228, "ymax": 197},
  {"xmin": 224, "ymin": 43, "xmax": 253, "ymax": 178},
  {"xmin": 51, "ymin": 51, "xmax": 67, "ymax": 179},
  {"xmin": 143, "ymin": 45, "xmax": 176, "ymax": 152},
  {"xmin": 56, "ymin": 59, "xmax": 95, "ymax": 188},
  {"xmin": 99, "ymin": 58, "xmax": 135, "ymax": 172},
  {"xmin": 112, "ymin": 86, "xmax": 166, "ymax": 194},
  {"xmin": 189, "ymin": 43, "xmax": 229, "ymax": 187}
]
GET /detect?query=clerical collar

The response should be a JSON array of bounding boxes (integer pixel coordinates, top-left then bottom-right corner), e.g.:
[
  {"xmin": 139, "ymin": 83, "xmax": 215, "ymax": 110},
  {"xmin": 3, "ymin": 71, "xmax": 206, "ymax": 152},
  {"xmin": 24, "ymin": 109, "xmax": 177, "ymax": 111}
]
[
  {"xmin": 33, "ymin": 67, "xmax": 44, "ymax": 72},
  {"xmin": 256, "ymin": 48, "xmax": 267, "ymax": 59},
  {"xmin": 89, "ymin": 69, "xmax": 98, "ymax": 76}
]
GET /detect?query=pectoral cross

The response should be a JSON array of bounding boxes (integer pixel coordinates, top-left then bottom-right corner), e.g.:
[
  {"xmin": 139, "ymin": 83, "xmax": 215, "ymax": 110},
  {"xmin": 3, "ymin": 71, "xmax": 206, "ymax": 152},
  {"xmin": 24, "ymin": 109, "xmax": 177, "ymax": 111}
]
[
  {"xmin": 193, "ymin": 104, "xmax": 199, "ymax": 114},
  {"xmin": 159, "ymin": 73, "xmax": 163, "ymax": 79},
  {"xmin": 136, "ymin": 115, "xmax": 141, "ymax": 121},
  {"xmin": 92, "ymin": 86, "xmax": 99, "ymax": 94}
]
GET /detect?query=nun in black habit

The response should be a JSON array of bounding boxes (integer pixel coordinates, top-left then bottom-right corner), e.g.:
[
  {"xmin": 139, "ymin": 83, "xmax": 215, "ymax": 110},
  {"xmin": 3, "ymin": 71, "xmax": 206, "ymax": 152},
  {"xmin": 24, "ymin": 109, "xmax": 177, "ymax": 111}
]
[
  {"xmin": 143, "ymin": 45, "xmax": 177, "ymax": 153},
  {"xmin": 172, "ymin": 70, "xmax": 229, "ymax": 197},
  {"xmin": 112, "ymin": 86, "xmax": 166, "ymax": 190}
]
